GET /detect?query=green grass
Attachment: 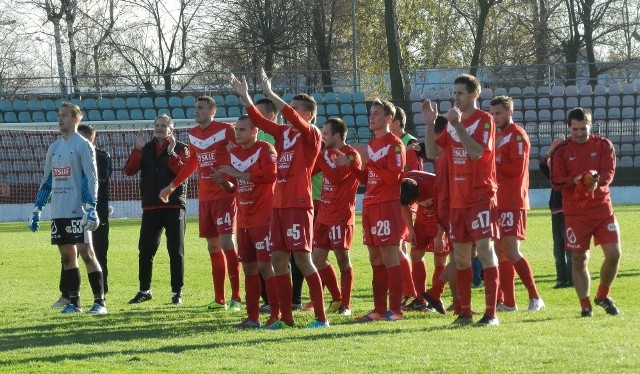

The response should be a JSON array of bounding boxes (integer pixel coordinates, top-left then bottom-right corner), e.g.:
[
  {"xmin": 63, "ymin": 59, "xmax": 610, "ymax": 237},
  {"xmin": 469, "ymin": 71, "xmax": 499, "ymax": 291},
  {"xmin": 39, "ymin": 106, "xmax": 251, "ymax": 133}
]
[{"xmin": 0, "ymin": 206, "xmax": 639, "ymax": 372}]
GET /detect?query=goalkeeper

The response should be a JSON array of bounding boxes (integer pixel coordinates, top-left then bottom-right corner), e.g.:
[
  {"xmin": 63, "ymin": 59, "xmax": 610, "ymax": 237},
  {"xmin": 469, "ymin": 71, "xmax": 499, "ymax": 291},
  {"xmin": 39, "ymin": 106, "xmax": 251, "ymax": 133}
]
[
  {"xmin": 550, "ymin": 107, "xmax": 621, "ymax": 318},
  {"xmin": 28, "ymin": 102, "xmax": 107, "ymax": 315}
]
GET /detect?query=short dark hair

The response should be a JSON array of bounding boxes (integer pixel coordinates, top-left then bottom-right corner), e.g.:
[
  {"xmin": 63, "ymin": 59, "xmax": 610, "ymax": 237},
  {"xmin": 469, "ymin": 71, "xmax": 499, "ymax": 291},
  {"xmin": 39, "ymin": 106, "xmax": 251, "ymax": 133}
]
[
  {"xmin": 236, "ymin": 114, "xmax": 253, "ymax": 128},
  {"xmin": 371, "ymin": 98, "xmax": 396, "ymax": 117},
  {"xmin": 292, "ymin": 93, "xmax": 317, "ymax": 122},
  {"xmin": 197, "ymin": 95, "xmax": 217, "ymax": 110},
  {"xmin": 567, "ymin": 107, "xmax": 592, "ymax": 126},
  {"xmin": 78, "ymin": 124, "xmax": 95, "ymax": 139},
  {"xmin": 454, "ymin": 74, "xmax": 481, "ymax": 94},
  {"xmin": 400, "ymin": 177, "xmax": 419, "ymax": 206},
  {"xmin": 255, "ymin": 98, "xmax": 277, "ymax": 115},
  {"xmin": 434, "ymin": 115, "xmax": 448, "ymax": 134},
  {"xmin": 325, "ymin": 117, "xmax": 347, "ymax": 141},
  {"xmin": 393, "ymin": 106, "xmax": 406, "ymax": 129},
  {"xmin": 490, "ymin": 95, "xmax": 513, "ymax": 111}
]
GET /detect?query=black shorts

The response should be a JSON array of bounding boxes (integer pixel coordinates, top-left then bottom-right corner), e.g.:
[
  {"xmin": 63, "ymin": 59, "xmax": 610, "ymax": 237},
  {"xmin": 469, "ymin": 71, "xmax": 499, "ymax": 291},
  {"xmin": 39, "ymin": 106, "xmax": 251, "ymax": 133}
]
[{"xmin": 51, "ymin": 218, "xmax": 92, "ymax": 246}]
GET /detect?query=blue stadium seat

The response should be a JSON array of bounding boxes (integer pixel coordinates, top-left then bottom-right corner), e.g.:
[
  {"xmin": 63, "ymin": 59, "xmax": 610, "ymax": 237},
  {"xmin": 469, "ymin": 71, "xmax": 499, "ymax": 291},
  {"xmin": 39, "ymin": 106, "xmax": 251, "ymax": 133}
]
[
  {"xmin": 437, "ymin": 89, "xmax": 450, "ymax": 100},
  {"xmin": 608, "ymin": 108, "xmax": 621, "ymax": 120},
  {"xmin": 537, "ymin": 86, "xmax": 550, "ymax": 96},
  {"xmin": 46, "ymin": 111, "xmax": 58, "ymax": 122},
  {"xmin": 539, "ymin": 110, "xmax": 552, "ymax": 122},
  {"xmin": 552, "ymin": 109, "xmax": 565, "ymax": 122},
  {"xmin": 140, "ymin": 97, "xmax": 154, "ymax": 109},
  {"xmin": 116, "ymin": 109, "xmax": 130, "ymax": 121},
  {"xmin": 324, "ymin": 92, "xmax": 338, "ymax": 104},
  {"xmin": 512, "ymin": 111, "xmax": 523, "ymax": 123},
  {"xmin": 55, "ymin": 98, "xmax": 65, "ymax": 107},
  {"xmin": 143, "ymin": 108, "xmax": 157, "ymax": 120},
  {"xmin": 538, "ymin": 97, "xmax": 551, "ymax": 109},
  {"xmin": 524, "ymin": 110, "xmax": 537, "ymax": 122},
  {"xmin": 41, "ymin": 99, "xmax": 56, "ymax": 111},
  {"xmin": 326, "ymin": 104, "xmax": 339, "ymax": 116},
  {"xmin": 126, "ymin": 97, "xmax": 140, "ymax": 109},
  {"xmin": 316, "ymin": 115, "xmax": 326, "ymax": 125},
  {"xmin": 317, "ymin": 104, "xmax": 326, "ymax": 116},
  {"xmin": 83, "ymin": 99, "xmax": 98, "ymax": 110},
  {"xmin": 508, "ymin": 87, "xmax": 522, "ymax": 97},
  {"xmin": 523, "ymin": 98, "xmax": 536, "ymax": 110},
  {"xmin": 186, "ymin": 107, "xmax": 195, "ymax": 119},
  {"xmin": 594, "ymin": 84, "xmax": 608, "ymax": 96},
  {"xmin": 88, "ymin": 110, "xmax": 102, "ymax": 121},
  {"xmin": 579, "ymin": 97, "xmax": 592, "ymax": 108},
  {"xmin": 622, "ymin": 107, "xmax": 634, "ymax": 119},
  {"xmin": 225, "ymin": 95, "xmax": 239, "ymax": 106},
  {"xmin": 414, "ymin": 113, "xmax": 425, "ymax": 125},
  {"xmin": 13, "ymin": 100, "xmax": 27, "ymax": 111},
  {"xmin": 112, "ymin": 98, "xmax": 126, "ymax": 109},
  {"xmin": 480, "ymin": 87, "xmax": 493, "ymax": 99},
  {"xmin": 98, "ymin": 98, "xmax": 111, "ymax": 109},
  {"xmin": 481, "ymin": 100, "xmax": 491, "ymax": 111},
  {"xmin": 551, "ymin": 97, "xmax": 564, "ymax": 109},
  {"xmin": 340, "ymin": 103, "xmax": 354, "ymax": 115},
  {"xmin": 339, "ymin": 92, "xmax": 352, "ymax": 103},
  {"xmin": 158, "ymin": 108, "xmax": 170, "ymax": 117},
  {"xmin": 593, "ymin": 108, "xmax": 606, "ymax": 120},
  {"xmin": 27, "ymin": 99, "xmax": 41, "ymax": 111},
  {"xmin": 130, "ymin": 109, "xmax": 144, "ymax": 120},
  {"xmin": 356, "ymin": 115, "xmax": 368, "ymax": 127},
  {"xmin": 565, "ymin": 85, "xmax": 578, "ymax": 96},
  {"xmin": 182, "ymin": 95, "xmax": 196, "ymax": 108},
  {"xmin": 32, "ymin": 111, "xmax": 46, "ymax": 122},
  {"xmin": 411, "ymin": 102, "xmax": 422, "ymax": 113},
  {"xmin": 512, "ymin": 98, "xmax": 523, "ymax": 110},
  {"xmin": 343, "ymin": 115, "xmax": 355, "ymax": 127},
  {"xmin": 253, "ymin": 93, "xmax": 266, "ymax": 102},
  {"xmin": 168, "ymin": 96, "xmax": 182, "ymax": 108},
  {"xmin": 353, "ymin": 91, "xmax": 365, "ymax": 103},
  {"xmin": 18, "ymin": 112, "xmax": 32, "ymax": 122},
  {"xmin": 622, "ymin": 95, "xmax": 635, "ymax": 107},
  {"xmin": 227, "ymin": 106, "xmax": 241, "ymax": 117},
  {"xmin": 439, "ymin": 100, "xmax": 452, "ymax": 113},
  {"xmin": 550, "ymin": 86, "xmax": 565, "ymax": 97},
  {"xmin": 565, "ymin": 97, "xmax": 579, "ymax": 108},
  {"xmin": 172, "ymin": 108, "xmax": 186, "ymax": 119},
  {"xmin": 312, "ymin": 92, "xmax": 324, "ymax": 103},
  {"xmin": 70, "ymin": 98, "xmax": 82, "ymax": 107},
  {"xmin": 282, "ymin": 93, "xmax": 294, "ymax": 103},
  {"xmin": 522, "ymin": 86, "xmax": 536, "ymax": 97},
  {"xmin": 0, "ymin": 100, "xmax": 11, "ymax": 111},
  {"xmin": 155, "ymin": 97, "xmax": 168, "ymax": 108},
  {"xmin": 102, "ymin": 110, "xmax": 116, "ymax": 121},
  {"xmin": 354, "ymin": 103, "xmax": 367, "ymax": 115},
  {"xmin": 494, "ymin": 87, "xmax": 507, "ymax": 96},
  {"xmin": 215, "ymin": 107, "xmax": 227, "ymax": 118},
  {"xmin": 357, "ymin": 127, "xmax": 371, "ymax": 141}
]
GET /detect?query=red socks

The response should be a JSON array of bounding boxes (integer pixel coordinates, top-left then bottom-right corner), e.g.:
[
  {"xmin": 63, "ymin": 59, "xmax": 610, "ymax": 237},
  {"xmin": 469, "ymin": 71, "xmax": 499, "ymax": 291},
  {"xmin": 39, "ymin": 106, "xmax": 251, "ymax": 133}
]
[
  {"xmin": 513, "ymin": 258, "xmax": 539, "ymax": 299},
  {"xmin": 224, "ymin": 249, "xmax": 241, "ymax": 302},
  {"xmin": 306, "ymin": 272, "xmax": 327, "ymax": 322},
  {"xmin": 264, "ymin": 275, "xmax": 280, "ymax": 320},
  {"xmin": 245, "ymin": 273, "xmax": 261, "ymax": 321},
  {"xmin": 372, "ymin": 264, "xmax": 388, "ymax": 314},
  {"xmin": 318, "ymin": 265, "xmax": 341, "ymax": 302},
  {"xmin": 341, "ymin": 267, "xmax": 354, "ymax": 308},
  {"xmin": 483, "ymin": 266, "xmax": 500, "ymax": 318},
  {"xmin": 387, "ymin": 265, "xmax": 403, "ymax": 314},
  {"xmin": 275, "ymin": 274, "xmax": 293, "ymax": 324},
  {"xmin": 399, "ymin": 257, "xmax": 416, "ymax": 297},
  {"xmin": 498, "ymin": 261, "xmax": 516, "ymax": 307},
  {"xmin": 456, "ymin": 267, "xmax": 473, "ymax": 318},
  {"xmin": 596, "ymin": 284, "xmax": 610, "ymax": 300},
  {"xmin": 412, "ymin": 260, "xmax": 427, "ymax": 301},
  {"xmin": 209, "ymin": 251, "xmax": 227, "ymax": 304}
]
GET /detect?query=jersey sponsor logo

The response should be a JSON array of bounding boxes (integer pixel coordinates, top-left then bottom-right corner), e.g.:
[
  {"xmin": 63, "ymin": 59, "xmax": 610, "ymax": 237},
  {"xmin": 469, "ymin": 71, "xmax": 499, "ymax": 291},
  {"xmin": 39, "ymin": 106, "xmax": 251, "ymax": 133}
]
[
  {"xmin": 448, "ymin": 119, "xmax": 480, "ymax": 143},
  {"xmin": 367, "ymin": 144, "xmax": 391, "ymax": 162},
  {"xmin": 282, "ymin": 128, "xmax": 301, "ymax": 150},
  {"xmin": 497, "ymin": 133, "xmax": 512, "ymax": 148},
  {"xmin": 566, "ymin": 227, "xmax": 577, "ymax": 244},
  {"xmin": 231, "ymin": 148, "xmax": 261, "ymax": 172},
  {"xmin": 189, "ymin": 129, "xmax": 227, "ymax": 150},
  {"xmin": 196, "ymin": 152, "xmax": 216, "ymax": 166},
  {"xmin": 452, "ymin": 147, "xmax": 467, "ymax": 165},
  {"xmin": 53, "ymin": 166, "xmax": 71, "ymax": 177}
]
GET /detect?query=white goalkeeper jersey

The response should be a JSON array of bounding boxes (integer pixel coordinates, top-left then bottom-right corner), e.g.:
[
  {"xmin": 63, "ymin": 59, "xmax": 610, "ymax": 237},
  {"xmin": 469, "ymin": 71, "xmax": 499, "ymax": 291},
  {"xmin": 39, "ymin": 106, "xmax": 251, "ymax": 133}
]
[{"xmin": 39, "ymin": 132, "xmax": 98, "ymax": 219}]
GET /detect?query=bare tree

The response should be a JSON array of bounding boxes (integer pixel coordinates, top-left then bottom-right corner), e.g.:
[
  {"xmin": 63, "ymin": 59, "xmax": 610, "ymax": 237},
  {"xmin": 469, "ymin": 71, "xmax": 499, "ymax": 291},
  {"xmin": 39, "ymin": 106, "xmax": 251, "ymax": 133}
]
[
  {"xmin": 36, "ymin": 0, "xmax": 68, "ymax": 96},
  {"xmin": 384, "ymin": 0, "xmax": 411, "ymax": 101}
]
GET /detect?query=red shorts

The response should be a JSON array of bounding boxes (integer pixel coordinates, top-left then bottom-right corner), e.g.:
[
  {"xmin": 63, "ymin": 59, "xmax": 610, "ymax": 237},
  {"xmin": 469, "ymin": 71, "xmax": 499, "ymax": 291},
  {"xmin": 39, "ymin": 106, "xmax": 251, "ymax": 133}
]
[
  {"xmin": 236, "ymin": 226, "xmax": 271, "ymax": 263},
  {"xmin": 199, "ymin": 198, "xmax": 236, "ymax": 238},
  {"xmin": 497, "ymin": 209, "xmax": 527, "ymax": 240},
  {"xmin": 449, "ymin": 201, "xmax": 499, "ymax": 244},
  {"xmin": 362, "ymin": 200, "xmax": 408, "ymax": 247},
  {"xmin": 411, "ymin": 218, "xmax": 439, "ymax": 251},
  {"xmin": 564, "ymin": 212, "xmax": 620, "ymax": 252},
  {"xmin": 313, "ymin": 222, "xmax": 354, "ymax": 250},
  {"xmin": 270, "ymin": 208, "xmax": 313, "ymax": 252}
]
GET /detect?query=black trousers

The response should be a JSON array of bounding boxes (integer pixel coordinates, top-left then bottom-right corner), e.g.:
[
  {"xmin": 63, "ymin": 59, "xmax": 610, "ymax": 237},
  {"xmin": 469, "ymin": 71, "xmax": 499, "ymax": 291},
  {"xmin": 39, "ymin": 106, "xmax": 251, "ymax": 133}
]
[{"xmin": 138, "ymin": 208, "xmax": 186, "ymax": 293}]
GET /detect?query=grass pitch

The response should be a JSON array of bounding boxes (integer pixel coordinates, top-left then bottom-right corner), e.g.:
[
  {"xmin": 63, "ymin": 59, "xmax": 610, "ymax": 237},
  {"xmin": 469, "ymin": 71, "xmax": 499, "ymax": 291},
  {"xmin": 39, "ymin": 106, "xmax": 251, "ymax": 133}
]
[{"xmin": 0, "ymin": 206, "xmax": 638, "ymax": 372}]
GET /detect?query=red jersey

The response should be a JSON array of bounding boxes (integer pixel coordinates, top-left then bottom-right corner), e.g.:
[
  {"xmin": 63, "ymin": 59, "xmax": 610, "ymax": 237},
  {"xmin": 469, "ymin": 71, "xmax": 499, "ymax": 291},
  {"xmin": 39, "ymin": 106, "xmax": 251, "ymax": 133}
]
[
  {"xmin": 495, "ymin": 123, "xmax": 530, "ymax": 210},
  {"xmin": 358, "ymin": 132, "xmax": 405, "ymax": 206},
  {"xmin": 403, "ymin": 170, "xmax": 438, "ymax": 224},
  {"xmin": 550, "ymin": 135, "xmax": 615, "ymax": 216},
  {"xmin": 246, "ymin": 105, "xmax": 321, "ymax": 209},
  {"xmin": 315, "ymin": 145, "xmax": 362, "ymax": 226},
  {"xmin": 434, "ymin": 148, "xmax": 450, "ymax": 212},
  {"xmin": 229, "ymin": 140, "xmax": 277, "ymax": 228},
  {"xmin": 435, "ymin": 109, "xmax": 496, "ymax": 209},
  {"xmin": 172, "ymin": 120, "xmax": 235, "ymax": 201}
]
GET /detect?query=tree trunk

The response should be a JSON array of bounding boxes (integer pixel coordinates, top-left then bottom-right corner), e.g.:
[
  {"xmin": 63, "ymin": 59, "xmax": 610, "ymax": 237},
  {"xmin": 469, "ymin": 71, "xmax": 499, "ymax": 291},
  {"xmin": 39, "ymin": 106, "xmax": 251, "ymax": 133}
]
[
  {"xmin": 580, "ymin": 0, "xmax": 598, "ymax": 86},
  {"xmin": 65, "ymin": 0, "xmax": 79, "ymax": 97},
  {"xmin": 532, "ymin": 0, "xmax": 550, "ymax": 84},
  {"xmin": 312, "ymin": 1, "xmax": 334, "ymax": 92},
  {"xmin": 52, "ymin": 20, "xmax": 67, "ymax": 97},
  {"xmin": 470, "ymin": 0, "xmax": 492, "ymax": 77},
  {"xmin": 384, "ymin": 0, "xmax": 406, "ymax": 101}
]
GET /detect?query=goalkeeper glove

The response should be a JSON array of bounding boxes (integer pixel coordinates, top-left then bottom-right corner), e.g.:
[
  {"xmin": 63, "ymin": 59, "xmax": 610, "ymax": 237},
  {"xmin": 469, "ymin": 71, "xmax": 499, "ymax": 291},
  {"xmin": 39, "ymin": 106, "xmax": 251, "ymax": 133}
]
[
  {"xmin": 80, "ymin": 203, "xmax": 100, "ymax": 231},
  {"xmin": 28, "ymin": 207, "xmax": 41, "ymax": 232}
]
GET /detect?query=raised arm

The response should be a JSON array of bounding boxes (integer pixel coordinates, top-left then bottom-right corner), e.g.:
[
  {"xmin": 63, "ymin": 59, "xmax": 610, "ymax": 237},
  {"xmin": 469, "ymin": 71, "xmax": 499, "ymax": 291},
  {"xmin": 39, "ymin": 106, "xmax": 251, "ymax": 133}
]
[{"xmin": 422, "ymin": 100, "xmax": 442, "ymax": 160}]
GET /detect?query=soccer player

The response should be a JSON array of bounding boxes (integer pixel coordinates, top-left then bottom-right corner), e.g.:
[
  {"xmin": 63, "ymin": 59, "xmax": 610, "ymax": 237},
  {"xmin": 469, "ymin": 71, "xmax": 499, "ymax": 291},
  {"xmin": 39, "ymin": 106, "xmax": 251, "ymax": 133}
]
[
  {"xmin": 52, "ymin": 124, "xmax": 112, "ymax": 307},
  {"xmin": 551, "ymin": 107, "xmax": 621, "ymax": 317},
  {"xmin": 490, "ymin": 96, "xmax": 544, "ymax": 312},
  {"xmin": 28, "ymin": 102, "xmax": 107, "ymax": 315},
  {"xmin": 311, "ymin": 117, "xmax": 361, "ymax": 316},
  {"xmin": 159, "ymin": 96, "xmax": 241, "ymax": 311},
  {"xmin": 124, "ymin": 115, "xmax": 189, "ymax": 305},
  {"xmin": 218, "ymin": 115, "xmax": 280, "ymax": 328},
  {"xmin": 423, "ymin": 74, "xmax": 501, "ymax": 326},
  {"xmin": 399, "ymin": 170, "xmax": 449, "ymax": 312},
  {"xmin": 390, "ymin": 105, "xmax": 420, "ymax": 307},
  {"xmin": 540, "ymin": 135, "xmax": 573, "ymax": 288},
  {"xmin": 230, "ymin": 69, "xmax": 328, "ymax": 329},
  {"xmin": 352, "ymin": 98, "xmax": 408, "ymax": 322}
]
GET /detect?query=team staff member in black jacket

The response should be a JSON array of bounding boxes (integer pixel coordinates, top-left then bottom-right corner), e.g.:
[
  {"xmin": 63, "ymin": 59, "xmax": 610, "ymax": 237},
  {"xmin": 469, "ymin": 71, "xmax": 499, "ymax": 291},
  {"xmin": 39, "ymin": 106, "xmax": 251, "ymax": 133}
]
[{"xmin": 124, "ymin": 114, "xmax": 190, "ymax": 305}]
